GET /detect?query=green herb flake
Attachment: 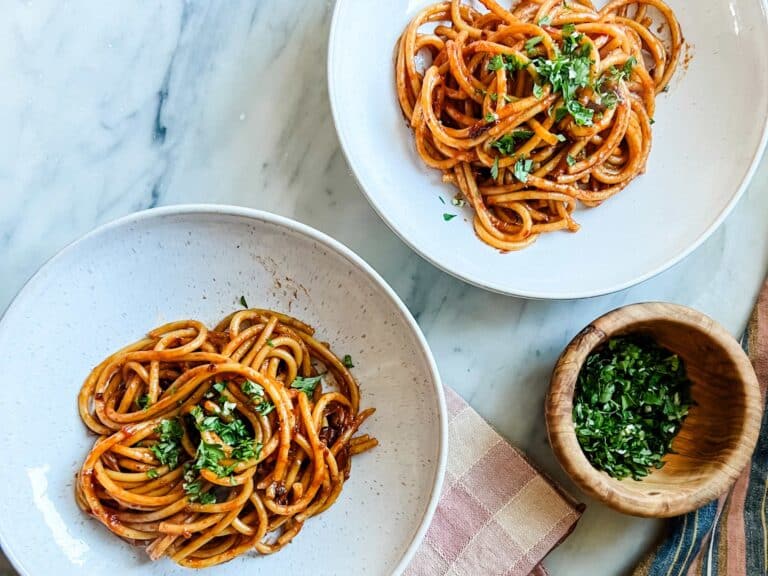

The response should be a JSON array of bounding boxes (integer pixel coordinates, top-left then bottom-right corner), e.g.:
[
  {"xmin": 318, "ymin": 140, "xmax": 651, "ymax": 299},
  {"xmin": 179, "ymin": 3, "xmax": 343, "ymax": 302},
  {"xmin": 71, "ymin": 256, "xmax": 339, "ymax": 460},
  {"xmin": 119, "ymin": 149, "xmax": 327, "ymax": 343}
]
[
  {"xmin": 487, "ymin": 54, "xmax": 504, "ymax": 72},
  {"xmin": 538, "ymin": 16, "xmax": 552, "ymax": 26},
  {"xmin": 573, "ymin": 337, "xmax": 693, "ymax": 480},
  {"xmin": 566, "ymin": 154, "xmax": 577, "ymax": 167},
  {"xmin": 239, "ymin": 295, "xmax": 248, "ymax": 308},
  {"xmin": 514, "ymin": 158, "xmax": 534, "ymax": 183},
  {"xmin": 491, "ymin": 130, "xmax": 534, "ymax": 156},
  {"xmin": 255, "ymin": 401, "xmax": 275, "ymax": 416},
  {"xmin": 490, "ymin": 157, "xmax": 500, "ymax": 179},
  {"xmin": 136, "ymin": 394, "xmax": 151, "ymax": 410},
  {"xmin": 443, "ymin": 213, "xmax": 457, "ymax": 222},
  {"xmin": 150, "ymin": 419, "xmax": 184, "ymax": 470},
  {"xmin": 266, "ymin": 338, "xmax": 275, "ymax": 347},
  {"xmin": 343, "ymin": 354, "xmax": 355, "ymax": 368},
  {"xmin": 290, "ymin": 375, "xmax": 322, "ymax": 397},
  {"xmin": 146, "ymin": 468, "xmax": 159, "ymax": 479},
  {"xmin": 484, "ymin": 112, "xmax": 498, "ymax": 123},
  {"xmin": 525, "ymin": 36, "xmax": 543, "ymax": 55}
]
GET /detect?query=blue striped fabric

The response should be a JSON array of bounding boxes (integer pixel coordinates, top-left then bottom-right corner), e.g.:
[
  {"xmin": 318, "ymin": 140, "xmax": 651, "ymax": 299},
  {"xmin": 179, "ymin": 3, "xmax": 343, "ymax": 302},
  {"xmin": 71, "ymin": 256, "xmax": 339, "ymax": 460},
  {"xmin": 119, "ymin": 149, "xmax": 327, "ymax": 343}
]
[{"xmin": 636, "ymin": 290, "xmax": 768, "ymax": 576}]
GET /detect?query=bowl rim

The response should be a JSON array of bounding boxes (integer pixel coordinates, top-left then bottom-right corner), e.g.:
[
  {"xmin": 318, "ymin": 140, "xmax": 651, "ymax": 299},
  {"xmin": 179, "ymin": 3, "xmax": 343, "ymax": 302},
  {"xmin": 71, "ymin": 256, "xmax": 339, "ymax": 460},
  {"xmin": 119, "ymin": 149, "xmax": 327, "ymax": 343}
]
[
  {"xmin": 327, "ymin": 0, "xmax": 768, "ymax": 300},
  {"xmin": 545, "ymin": 302, "xmax": 763, "ymax": 517},
  {"xmin": 0, "ymin": 204, "xmax": 449, "ymax": 576}
]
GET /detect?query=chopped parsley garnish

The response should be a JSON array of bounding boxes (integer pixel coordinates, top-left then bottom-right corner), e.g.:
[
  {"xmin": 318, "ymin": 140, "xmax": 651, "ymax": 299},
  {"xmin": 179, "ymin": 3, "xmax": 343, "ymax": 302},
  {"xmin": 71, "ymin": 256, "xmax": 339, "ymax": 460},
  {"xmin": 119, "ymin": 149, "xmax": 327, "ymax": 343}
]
[
  {"xmin": 343, "ymin": 354, "xmax": 355, "ymax": 368},
  {"xmin": 183, "ymin": 472, "xmax": 217, "ymax": 504},
  {"xmin": 484, "ymin": 112, "xmax": 498, "ymax": 123},
  {"xmin": 487, "ymin": 54, "xmax": 504, "ymax": 72},
  {"xmin": 490, "ymin": 157, "xmax": 500, "ymax": 179},
  {"xmin": 538, "ymin": 16, "xmax": 552, "ymax": 26},
  {"xmin": 595, "ymin": 56, "xmax": 635, "ymax": 109},
  {"xmin": 443, "ymin": 213, "xmax": 457, "ymax": 221},
  {"xmin": 566, "ymin": 100, "xmax": 594, "ymax": 126},
  {"xmin": 490, "ymin": 93, "xmax": 514, "ymax": 103},
  {"xmin": 190, "ymin": 404, "xmax": 261, "ymax": 466},
  {"xmin": 566, "ymin": 154, "xmax": 577, "ymax": 167},
  {"xmin": 266, "ymin": 338, "xmax": 275, "ymax": 347},
  {"xmin": 492, "ymin": 130, "xmax": 535, "ymax": 156},
  {"xmin": 514, "ymin": 158, "xmax": 534, "ymax": 182},
  {"xmin": 150, "ymin": 419, "xmax": 184, "ymax": 469},
  {"xmin": 438, "ymin": 195, "xmax": 446, "ymax": 204},
  {"xmin": 239, "ymin": 295, "xmax": 248, "ymax": 308},
  {"xmin": 532, "ymin": 82, "xmax": 545, "ymax": 99},
  {"xmin": 532, "ymin": 24, "xmax": 593, "ymax": 126},
  {"xmin": 487, "ymin": 54, "xmax": 524, "ymax": 73},
  {"xmin": 291, "ymin": 375, "xmax": 322, "ymax": 397},
  {"xmin": 146, "ymin": 468, "xmax": 159, "ymax": 479},
  {"xmin": 136, "ymin": 394, "xmax": 151, "ymax": 410},
  {"xmin": 525, "ymin": 36, "xmax": 543, "ymax": 54},
  {"xmin": 451, "ymin": 197, "xmax": 467, "ymax": 207},
  {"xmin": 242, "ymin": 380, "xmax": 275, "ymax": 416},
  {"xmin": 573, "ymin": 337, "xmax": 693, "ymax": 480}
]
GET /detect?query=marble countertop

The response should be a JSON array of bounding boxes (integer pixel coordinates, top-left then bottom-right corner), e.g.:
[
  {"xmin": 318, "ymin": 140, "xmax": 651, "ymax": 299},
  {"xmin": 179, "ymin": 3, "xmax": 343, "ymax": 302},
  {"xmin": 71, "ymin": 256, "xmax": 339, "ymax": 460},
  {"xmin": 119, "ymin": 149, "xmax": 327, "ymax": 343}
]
[{"xmin": 2, "ymin": 2, "xmax": 767, "ymax": 575}]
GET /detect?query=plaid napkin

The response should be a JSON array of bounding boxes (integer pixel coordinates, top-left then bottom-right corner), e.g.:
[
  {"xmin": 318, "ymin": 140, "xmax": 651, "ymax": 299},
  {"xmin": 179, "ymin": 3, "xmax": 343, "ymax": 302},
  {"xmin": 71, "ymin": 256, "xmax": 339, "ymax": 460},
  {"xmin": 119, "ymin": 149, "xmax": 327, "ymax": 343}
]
[
  {"xmin": 635, "ymin": 280, "xmax": 768, "ymax": 576},
  {"xmin": 405, "ymin": 388, "xmax": 584, "ymax": 576}
]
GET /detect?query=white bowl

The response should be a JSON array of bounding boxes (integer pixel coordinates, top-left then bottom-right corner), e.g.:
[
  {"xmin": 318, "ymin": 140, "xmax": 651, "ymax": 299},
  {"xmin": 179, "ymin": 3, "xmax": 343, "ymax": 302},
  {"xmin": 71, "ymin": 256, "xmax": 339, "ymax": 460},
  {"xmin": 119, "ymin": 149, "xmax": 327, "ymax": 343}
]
[
  {"xmin": 0, "ymin": 205, "xmax": 447, "ymax": 576},
  {"xmin": 328, "ymin": 0, "xmax": 768, "ymax": 299}
]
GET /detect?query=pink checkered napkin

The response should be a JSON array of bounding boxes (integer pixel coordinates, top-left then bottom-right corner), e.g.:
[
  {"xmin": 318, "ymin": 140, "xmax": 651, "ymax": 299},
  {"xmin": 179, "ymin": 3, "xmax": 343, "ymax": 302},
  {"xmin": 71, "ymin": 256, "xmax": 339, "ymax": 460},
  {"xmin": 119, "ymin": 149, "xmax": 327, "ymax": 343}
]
[{"xmin": 405, "ymin": 388, "xmax": 583, "ymax": 576}]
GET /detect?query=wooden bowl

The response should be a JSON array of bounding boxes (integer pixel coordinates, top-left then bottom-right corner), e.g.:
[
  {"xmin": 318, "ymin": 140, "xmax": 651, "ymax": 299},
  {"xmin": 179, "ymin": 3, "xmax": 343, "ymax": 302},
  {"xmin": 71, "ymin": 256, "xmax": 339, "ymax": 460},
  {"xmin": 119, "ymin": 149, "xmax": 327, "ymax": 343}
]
[{"xmin": 546, "ymin": 303, "xmax": 763, "ymax": 517}]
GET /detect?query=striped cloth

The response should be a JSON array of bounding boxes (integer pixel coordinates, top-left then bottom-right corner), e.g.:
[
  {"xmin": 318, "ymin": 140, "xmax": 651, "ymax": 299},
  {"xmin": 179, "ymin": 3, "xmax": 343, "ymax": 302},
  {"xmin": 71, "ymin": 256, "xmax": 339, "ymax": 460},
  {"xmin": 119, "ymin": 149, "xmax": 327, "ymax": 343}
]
[
  {"xmin": 636, "ymin": 280, "xmax": 768, "ymax": 576},
  {"xmin": 406, "ymin": 388, "xmax": 584, "ymax": 576}
]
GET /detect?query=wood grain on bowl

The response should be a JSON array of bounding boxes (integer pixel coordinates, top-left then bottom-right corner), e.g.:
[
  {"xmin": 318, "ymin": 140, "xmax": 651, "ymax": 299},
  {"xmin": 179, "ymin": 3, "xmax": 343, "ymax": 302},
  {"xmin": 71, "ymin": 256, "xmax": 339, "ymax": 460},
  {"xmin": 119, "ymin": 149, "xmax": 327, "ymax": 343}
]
[{"xmin": 546, "ymin": 303, "xmax": 763, "ymax": 517}]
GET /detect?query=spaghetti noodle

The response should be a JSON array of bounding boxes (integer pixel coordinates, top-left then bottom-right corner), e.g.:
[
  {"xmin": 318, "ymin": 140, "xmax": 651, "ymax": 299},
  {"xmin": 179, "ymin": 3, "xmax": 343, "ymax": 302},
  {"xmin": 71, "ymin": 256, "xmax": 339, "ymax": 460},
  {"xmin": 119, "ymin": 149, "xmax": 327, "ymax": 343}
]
[
  {"xmin": 76, "ymin": 308, "xmax": 377, "ymax": 567},
  {"xmin": 396, "ymin": 0, "xmax": 682, "ymax": 250}
]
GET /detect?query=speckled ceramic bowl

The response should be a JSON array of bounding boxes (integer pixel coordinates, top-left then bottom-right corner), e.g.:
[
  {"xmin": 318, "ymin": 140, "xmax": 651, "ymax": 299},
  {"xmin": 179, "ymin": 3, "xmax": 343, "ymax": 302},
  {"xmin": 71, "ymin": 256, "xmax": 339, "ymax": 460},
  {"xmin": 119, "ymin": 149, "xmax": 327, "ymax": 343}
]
[{"xmin": 0, "ymin": 205, "xmax": 447, "ymax": 576}]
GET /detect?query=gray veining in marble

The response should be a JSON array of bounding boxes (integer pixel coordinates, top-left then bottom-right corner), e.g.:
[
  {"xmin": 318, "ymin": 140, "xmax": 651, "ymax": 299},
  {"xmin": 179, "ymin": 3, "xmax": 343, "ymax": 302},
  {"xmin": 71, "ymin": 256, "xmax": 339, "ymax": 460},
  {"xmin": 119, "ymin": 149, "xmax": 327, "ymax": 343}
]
[{"xmin": 1, "ymin": 2, "xmax": 767, "ymax": 575}]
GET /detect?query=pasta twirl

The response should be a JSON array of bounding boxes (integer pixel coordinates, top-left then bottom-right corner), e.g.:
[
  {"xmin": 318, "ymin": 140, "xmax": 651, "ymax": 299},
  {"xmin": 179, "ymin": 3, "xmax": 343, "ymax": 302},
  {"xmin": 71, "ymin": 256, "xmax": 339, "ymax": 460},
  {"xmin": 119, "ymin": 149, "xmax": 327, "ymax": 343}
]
[
  {"xmin": 75, "ymin": 308, "xmax": 377, "ymax": 567},
  {"xmin": 396, "ymin": 0, "xmax": 682, "ymax": 250}
]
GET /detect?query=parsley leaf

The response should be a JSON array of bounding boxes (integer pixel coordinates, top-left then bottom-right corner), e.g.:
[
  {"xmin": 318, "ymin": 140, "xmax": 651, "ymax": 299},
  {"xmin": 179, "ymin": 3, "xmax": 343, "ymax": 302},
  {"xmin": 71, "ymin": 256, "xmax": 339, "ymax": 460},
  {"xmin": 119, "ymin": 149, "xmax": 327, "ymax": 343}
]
[
  {"xmin": 525, "ymin": 36, "xmax": 543, "ymax": 54},
  {"xmin": 150, "ymin": 419, "xmax": 184, "ymax": 469},
  {"xmin": 146, "ymin": 468, "xmax": 159, "ymax": 479},
  {"xmin": 538, "ymin": 16, "xmax": 552, "ymax": 26},
  {"xmin": 488, "ymin": 54, "xmax": 524, "ymax": 73},
  {"xmin": 136, "ymin": 394, "xmax": 151, "ymax": 410},
  {"xmin": 290, "ymin": 375, "xmax": 322, "ymax": 397},
  {"xmin": 489, "ymin": 157, "xmax": 499, "ymax": 179},
  {"xmin": 491, "ymin": 130, "xmax": 535, "ymax": 156},
  {"xmin": 443, "ymin": 213, "xmax": 457, "ymax": 222},
  {"xmin": 183, "ymin": 475, "xmax": 217, "ymax": 504},
  {"xmin": 343, "ymin": 354, "xmax": 355, "ymax": 368},
  {"xmin": 487, "ymin": 54, "xmax": 504, "ymax": 72},
  {"xmin": 514, "ymin": 158, "xmax": 534, "ymax": 183},
  {"xmin": 239, "ymin": 295, "xmax": 248, "ymax": 308},
  {"xmin": 566, "ymin": 154, "xmax": 577, "ymax": 167},
  {"xmin": 566, "ymin": 100, "xmax": 594, "ymax": 126},
  {"xmin": 484, "ymin": 112, "xmax": 498, "ymax": 123},
  {"xmin": 242, "ymin": 380, "xmax": 275, "ymax": 416},
  {"xmin": 266, "ymin": 338, "xmax": 275, "ymax": 347}
]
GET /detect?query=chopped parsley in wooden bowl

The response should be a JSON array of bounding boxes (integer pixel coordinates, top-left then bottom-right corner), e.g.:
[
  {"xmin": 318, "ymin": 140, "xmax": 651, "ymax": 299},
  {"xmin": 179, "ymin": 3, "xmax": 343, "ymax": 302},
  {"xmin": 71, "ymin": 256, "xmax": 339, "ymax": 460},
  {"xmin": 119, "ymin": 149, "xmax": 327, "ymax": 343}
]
[
  {"xmin": 573, "ymin": 337, "xmax": 693, "ymax": 481},
  {"xmin": 546, "ymin": 303, "xmax": 763, "ymax": 518}
]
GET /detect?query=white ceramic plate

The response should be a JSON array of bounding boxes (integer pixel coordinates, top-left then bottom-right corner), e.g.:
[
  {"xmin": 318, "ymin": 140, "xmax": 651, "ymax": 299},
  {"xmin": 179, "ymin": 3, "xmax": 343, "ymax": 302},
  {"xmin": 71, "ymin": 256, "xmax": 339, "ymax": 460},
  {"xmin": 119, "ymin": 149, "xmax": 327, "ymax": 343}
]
[
  {"xmin": 328, "ymin": 0, "xmax": 768, "ymax": 299},
  {"xmin": 0, "ymin": 206, "xmax": 446, "ymax": 576}
]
